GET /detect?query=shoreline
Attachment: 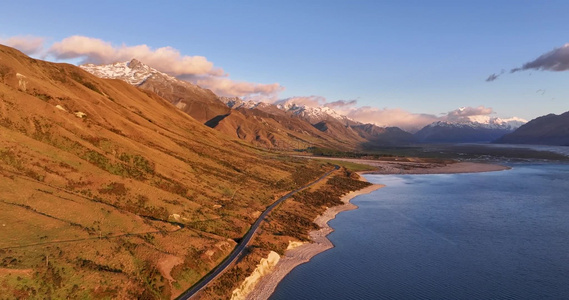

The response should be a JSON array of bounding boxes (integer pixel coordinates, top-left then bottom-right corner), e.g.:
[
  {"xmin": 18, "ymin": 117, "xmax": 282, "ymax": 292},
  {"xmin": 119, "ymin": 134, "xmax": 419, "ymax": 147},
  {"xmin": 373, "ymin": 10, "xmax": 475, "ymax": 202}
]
[
  {"xmin": 244, "ymin": 159, "xmax": 509, "ymax": 300},
  {"xmin": 364, "ymin": 161, "xmax": 510, "ymax": 174},
  {"xmin": 310, "ymin": 157, "xmax": 511, "ymax": 174},
  {"xmin": 245, "ymin": 181, "xmax": 384, "ymax": 300}
]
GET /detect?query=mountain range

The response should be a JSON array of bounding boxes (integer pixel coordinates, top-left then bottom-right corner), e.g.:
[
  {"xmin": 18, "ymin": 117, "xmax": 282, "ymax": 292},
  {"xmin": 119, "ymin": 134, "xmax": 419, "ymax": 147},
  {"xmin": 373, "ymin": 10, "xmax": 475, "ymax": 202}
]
[
  {"xmin": 414, "ymin": 118, "xmax": 525, "ymax": 143},
  {"xmin": 1, "ymin": 43, "xmax": 567, "ymax": 299},
  {"xmin": 495, "ymin": 111, "xmax": 569, "ymax": 146},
  {"xmin": 0, "ymin": 44, "xmax": 335, "ymax": 298},
  {"xmin": 79, "ymin": 59, "xmax": 544, "ymax": 146},
  {"xmin": 1, "ymin": 45, "xmax": 416, "ymax": 299},
  {"xmin": 81, "ymin": 59, "xmax": 231, "ymax": 124},
  {"xmin": 80, "ymin": 59, "xmax": 418, "ymax": 148}
]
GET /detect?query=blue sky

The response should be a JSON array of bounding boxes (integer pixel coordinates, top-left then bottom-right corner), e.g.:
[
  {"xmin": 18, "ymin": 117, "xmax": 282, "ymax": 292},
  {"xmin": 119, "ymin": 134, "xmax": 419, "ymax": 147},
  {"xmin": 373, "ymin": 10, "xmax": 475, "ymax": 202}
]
[{"xmin": 1, "ymin": 0, "xmax": 568, "ymax": 128}]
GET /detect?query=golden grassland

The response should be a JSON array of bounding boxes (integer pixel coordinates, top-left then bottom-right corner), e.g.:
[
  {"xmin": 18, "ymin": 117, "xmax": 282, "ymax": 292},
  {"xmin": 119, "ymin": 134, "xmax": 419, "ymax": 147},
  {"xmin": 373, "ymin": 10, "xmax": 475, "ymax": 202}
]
[
  {"xmin": 0, "ymin": 45, "xmax": 339, "ymax": 299},
  {"xmin": 195, "ymin": 168, "xmax": 371, "ymax": 299}
]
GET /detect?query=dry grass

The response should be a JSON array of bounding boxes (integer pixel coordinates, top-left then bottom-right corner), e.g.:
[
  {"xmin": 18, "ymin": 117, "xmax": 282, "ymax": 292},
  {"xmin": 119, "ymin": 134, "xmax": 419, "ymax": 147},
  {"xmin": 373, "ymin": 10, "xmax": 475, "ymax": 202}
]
[
  {"xmin": 0, "ymin": 45, "xmax": 329, "ymax": 299},
  {"xmin": 196, "ymin": 168, "xmax": 371, "ymax": 299}
]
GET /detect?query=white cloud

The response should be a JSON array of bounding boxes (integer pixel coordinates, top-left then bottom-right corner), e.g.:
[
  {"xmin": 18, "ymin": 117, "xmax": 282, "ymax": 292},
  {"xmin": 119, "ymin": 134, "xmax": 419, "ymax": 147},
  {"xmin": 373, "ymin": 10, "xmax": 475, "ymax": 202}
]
[
  {"xmin": 0, "ymin": 34, "xmax": 284, "ymax": 99},
  {"xmin": 273, "ymin": 96, "xmax": 438, "ymax": 132},
  {"xmin": 275, "ymin": 96, "xmax": 518, "ymax": 132},
  {"xmin": 48, "ymin": 35, "xmax": 223, "ymax": 76},
  {"xmin": 2, "ymin": 35, "xmax": 521, "ymax": 128},
  {"xmin": 46, "ymin": 35, "xmax": 284, "ymax": 98},
  {"xmin": 324, "ymin": 99, "xmax": 358, "ymax": 109},
  {"xmin": 191, "ymin": 76, "xmax": 284, "ymax": 99},
  {"xmin": 445, "ymin": 106, "xmax": 494, "ymax": 121},
  {"xmin": 1, "ymin": 35, "xmax": 45, "ymax": 55},
  {"xmin": 344, "ymin": 106, "xmax": 439, "ymax": 132},
  {"xmin": 274, "ymin": 96, "xmax": 326, "ymax": 107}
]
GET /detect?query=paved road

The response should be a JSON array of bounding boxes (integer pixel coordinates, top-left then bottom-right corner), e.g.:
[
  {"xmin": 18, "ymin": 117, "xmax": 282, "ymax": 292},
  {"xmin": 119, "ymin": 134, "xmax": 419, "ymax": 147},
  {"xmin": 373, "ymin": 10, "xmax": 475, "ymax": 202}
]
[{"xmin": 177, "ymin": 165, "xmax": 339, "ymax": 299}]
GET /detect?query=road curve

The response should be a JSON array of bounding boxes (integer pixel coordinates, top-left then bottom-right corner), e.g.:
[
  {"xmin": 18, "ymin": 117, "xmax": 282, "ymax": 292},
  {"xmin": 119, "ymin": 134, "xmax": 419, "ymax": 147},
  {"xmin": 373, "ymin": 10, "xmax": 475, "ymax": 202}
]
[{"xmin": 177, "ymin": 165, "xmax": 339, "ymax": 299}]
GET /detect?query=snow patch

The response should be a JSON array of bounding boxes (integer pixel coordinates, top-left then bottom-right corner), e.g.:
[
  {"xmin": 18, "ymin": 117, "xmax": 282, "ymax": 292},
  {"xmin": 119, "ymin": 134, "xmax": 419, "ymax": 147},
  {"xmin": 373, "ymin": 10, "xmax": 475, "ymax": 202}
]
[
  {"xmin": 220, "ymin": 96, "xmax": 354, "ymax": 124},
  {"xmin": 276, "ymin": 100, "xmax": 353, "ymax": 123},
  {"xmin": 220, "ymin": 97, "xmax": 263, "ymax": 109},
  {"xmin": 427, "ymin": 116, "xmax": 527, "ymax": 131},
  {"xmin": 80, "ymin": 59, "xmax": 177, "ymax": 86}
]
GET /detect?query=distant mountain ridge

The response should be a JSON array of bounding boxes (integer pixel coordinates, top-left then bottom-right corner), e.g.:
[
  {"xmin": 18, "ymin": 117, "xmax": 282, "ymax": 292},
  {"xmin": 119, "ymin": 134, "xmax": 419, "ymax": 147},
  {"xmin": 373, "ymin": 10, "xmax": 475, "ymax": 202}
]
[
  {"xmin": 82, "ymin": 59, "xmax": 416, "ymax": 149},
  {"xmin": 414, "ymin": 114, "xmax": 527, "ymax": 143},
  {"xmin": 0, "ymin": 44, "xmax": 324, "ymax": 298},
  {"xmin": 81, "ymin": 59, "xmax": 173, "ymax": 85},
  {"xmin": 81, "ymin": 59, "xmax": 535, "ymax": 147},
  {"xmin": 222, "ymin": 95, "xmax": 415, "ymax": 146},
  {"xmin": 83, "ymin": 59, "xmax": 533, "ymax": 147},
  {"xmin": 460, "ymin": 115, "xmax": 527, "ymax": 129},
  {"xmin": 82, "ymin": 59, "xmax": 230, "ymax": 124},
  {"xmin": 275, "ymin": 100, "xmax": 355, "ymax": 124},
  {"xmin": 495, "ymin": 111, "xmax": 569, "ymax": 146}
]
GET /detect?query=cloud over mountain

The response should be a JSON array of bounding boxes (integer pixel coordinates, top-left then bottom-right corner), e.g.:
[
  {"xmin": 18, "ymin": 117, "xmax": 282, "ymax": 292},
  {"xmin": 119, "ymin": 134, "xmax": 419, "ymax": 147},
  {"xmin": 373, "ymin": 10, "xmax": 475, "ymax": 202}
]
[
  {"xmin": 0, "ymin": 35, "xmax": 45, "ymax": 56},
  {"xmin": 1, "ymin": 35, "xmax": 523, "ymax": 129},
  {"xmin": 48, "ymin": 36, "xmax": 223, "ymax": 76},
  {"xmin": 446, "ymin": 106, "xmax": 494, "ymax": 121},
  {"xmin": 190, "ymin": 76, "xmax": 284, "ymax": 99},
  {"xmin": 281, "ymin": 97, "xmax": 519, "ymax": 133},
  {"xmin": 276, "ymin": 96, "xmax": 439, "ymax": 132},
  {"xmin": 324, "ymin": 99, "xmax": 358, "ymax": 108},
  {"xmin": 274, "ymin": 96, "xmax": 327, "ymax": 107},
  {"xmin": 344, "ymin": 106, "xmax": 439, "ymax": 132},
  {"xmin": 2, "ymin": 35, "xmax": 283, "ymax": 99}
]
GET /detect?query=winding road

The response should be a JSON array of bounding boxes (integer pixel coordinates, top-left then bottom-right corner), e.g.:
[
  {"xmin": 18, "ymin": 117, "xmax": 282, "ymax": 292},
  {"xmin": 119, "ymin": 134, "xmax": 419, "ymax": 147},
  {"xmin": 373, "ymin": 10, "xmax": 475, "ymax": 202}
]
[{"xmin": 177, "ymin": 165, "xmax": 339, "ymax": 299}]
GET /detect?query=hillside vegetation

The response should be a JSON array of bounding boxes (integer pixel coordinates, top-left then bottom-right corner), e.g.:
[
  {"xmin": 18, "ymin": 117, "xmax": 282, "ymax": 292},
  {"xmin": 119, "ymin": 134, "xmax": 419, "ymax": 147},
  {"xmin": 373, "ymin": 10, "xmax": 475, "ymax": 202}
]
[
  {"xmin": 198, "ymin": 168, "xmax": 371, "ymax": 299},
  {"xmin": 0, "ymin": 45, "xmax": 330, "ymax": 299}
]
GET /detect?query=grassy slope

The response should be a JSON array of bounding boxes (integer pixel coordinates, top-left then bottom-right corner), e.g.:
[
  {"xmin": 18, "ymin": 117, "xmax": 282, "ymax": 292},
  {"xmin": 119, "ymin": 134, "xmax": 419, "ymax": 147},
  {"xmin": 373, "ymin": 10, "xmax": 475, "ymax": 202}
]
[
  {"xmin": 213, "ymin": 108, "xmax": 361, "ymax": 151},
  {"xmin": 197, "ymin": 168, "xmax": 371, "ymax": 299},
  {"xmin": 0, "ymin": 45, "xmax": 329, "ymax": 299}
]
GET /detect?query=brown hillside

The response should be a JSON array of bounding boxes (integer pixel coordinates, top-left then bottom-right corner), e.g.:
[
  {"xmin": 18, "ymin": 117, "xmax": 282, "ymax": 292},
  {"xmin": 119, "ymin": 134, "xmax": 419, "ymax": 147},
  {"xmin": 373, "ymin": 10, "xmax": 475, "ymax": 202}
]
[
  {"xmin": 313, "ymin": 118, "xmax": 366, "ymax": 145},
  {"xmin": 233, "ymin": 107, "xmax": 360, "ymax": 150},
  {"xmin": 137, "ymin": 74, "xmax": 231, "ymax": 124},
  {"xmin": 212, "ymin": 108, "xmax": 348, "ymax": 150},
  {"xmin": 81, "ymin": 60, "xmax": 409, "ymax": 151},
  {"xmin": 0, "ymin": 44, "xmax": 327, "ymax": 299}
]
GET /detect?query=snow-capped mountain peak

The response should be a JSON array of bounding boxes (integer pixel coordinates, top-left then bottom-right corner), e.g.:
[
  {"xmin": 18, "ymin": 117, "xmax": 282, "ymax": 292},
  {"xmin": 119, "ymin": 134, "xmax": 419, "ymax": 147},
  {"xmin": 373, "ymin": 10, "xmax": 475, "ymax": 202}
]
[
  {"xmin": 426, "ymin": 117, "xmax": 526, "ymax": 131},
  {"xmin": 80, "ymin": 59, "xmax": 177, "ymax": 85},
  {"xmin": 219, "ymin": 97, "xmax": 262, "ymax": 109},
  {"xmin": 489, "ymin": 116, "xmax": 527, "ymax": 129},
  {"xmin": 220, "ymin": 97, "xmax": 355, "ymax": 125},
  {"xmin": 275, "ymin": 100, "xmax": 353, "ymax": 124},
  {"xmin": 462, "ymin": 115, "xmax": 527, "ymax": 130},
  {"xmin": 416, "ymin": 116, "xmax": 527, "ymax": 143}
]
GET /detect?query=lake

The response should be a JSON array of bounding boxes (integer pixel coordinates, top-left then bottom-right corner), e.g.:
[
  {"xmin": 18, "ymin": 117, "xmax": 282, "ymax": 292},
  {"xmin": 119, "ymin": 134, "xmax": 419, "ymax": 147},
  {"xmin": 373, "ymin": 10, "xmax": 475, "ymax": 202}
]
[{"xmin": 270, "ymin": 163, "xmax": 569, "ymax": 300}]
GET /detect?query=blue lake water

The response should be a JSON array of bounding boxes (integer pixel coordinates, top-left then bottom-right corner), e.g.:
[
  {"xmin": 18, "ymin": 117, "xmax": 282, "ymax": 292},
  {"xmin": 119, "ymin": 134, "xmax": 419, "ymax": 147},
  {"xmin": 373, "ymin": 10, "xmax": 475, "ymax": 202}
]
[{"xmin": 270, "ymin": 163, "xmax": 569, "ymax": 300}]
